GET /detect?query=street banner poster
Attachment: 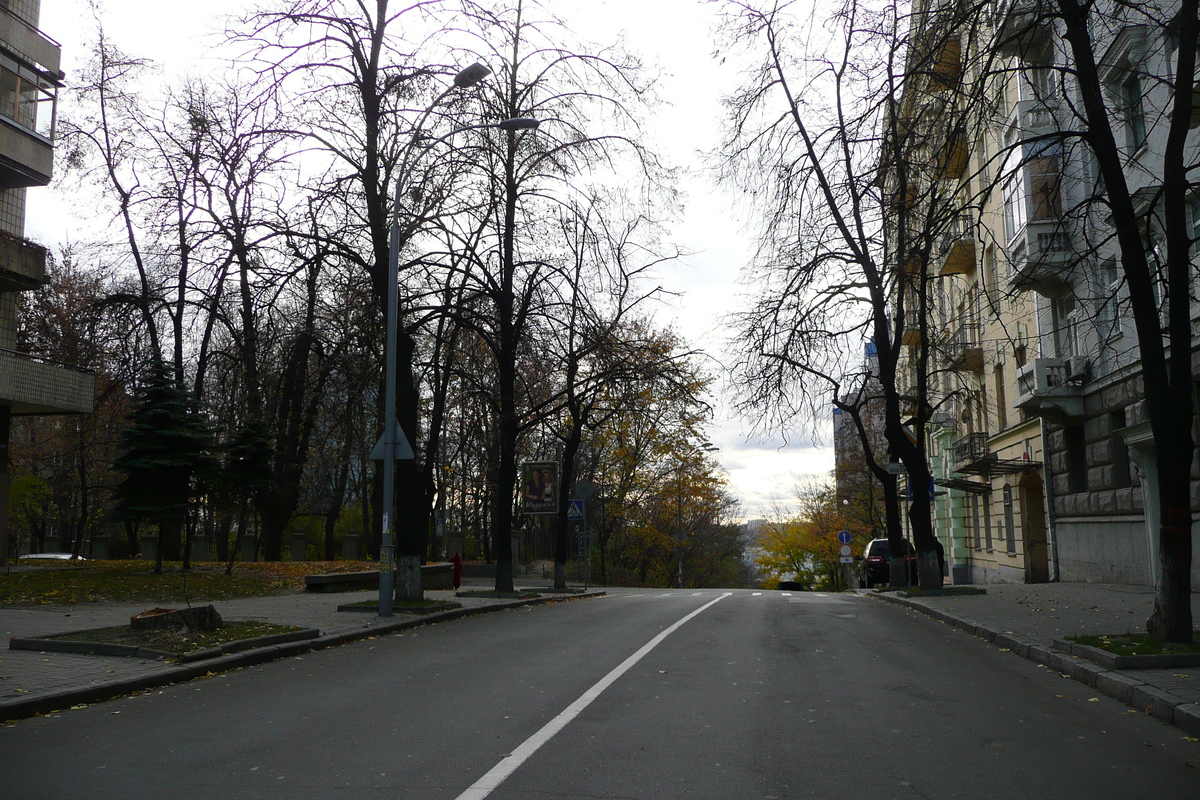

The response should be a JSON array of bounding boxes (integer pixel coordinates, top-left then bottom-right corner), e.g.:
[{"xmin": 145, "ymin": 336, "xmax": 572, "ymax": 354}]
[{"xmin": 521, "ymin": 461, "xmax": 558, "ymax": 515}]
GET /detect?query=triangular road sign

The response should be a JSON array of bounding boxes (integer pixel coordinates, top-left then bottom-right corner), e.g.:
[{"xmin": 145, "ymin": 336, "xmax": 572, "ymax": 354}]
[{"xmin": 370, "ymin": 425, "xmax": 415, "ymax": 461}]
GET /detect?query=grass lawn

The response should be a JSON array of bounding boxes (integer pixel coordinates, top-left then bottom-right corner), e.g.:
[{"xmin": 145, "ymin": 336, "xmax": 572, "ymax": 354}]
[
  {"xmin": 0, "ymin": 560, "xmax": 378, "ymax": 606},
  {"xmin": 51, "ymin": 620, "xmax": 305, "ymax": 657},
  {"xmin": 1066, "ymin": 633, "xmax": 1200, "ymax": 657}
]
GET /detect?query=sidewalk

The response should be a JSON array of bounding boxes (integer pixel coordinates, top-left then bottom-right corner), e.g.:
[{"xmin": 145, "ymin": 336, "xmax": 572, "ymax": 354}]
[
  {"xmin": 1, "ymin": 577, "xmax": 603, "ymax": 721},
  {"xmin": 865, "ymin": 582, "xmax": 1200, "ymax": 736}
]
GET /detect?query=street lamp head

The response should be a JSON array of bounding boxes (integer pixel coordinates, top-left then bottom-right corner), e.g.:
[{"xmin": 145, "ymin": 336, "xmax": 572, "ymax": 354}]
[
  {"xmin": 453, "ymin": 62, "xmax": 491, "ymax": 88},
  {"xmin": 496, "ymin": 117, "xmax": 540, "ymax": 131}
]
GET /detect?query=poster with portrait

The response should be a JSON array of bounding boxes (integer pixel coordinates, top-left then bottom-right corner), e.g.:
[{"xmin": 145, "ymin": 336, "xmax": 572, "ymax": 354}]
[{"xmin": 520, "ymin": 461, "xmax": 558, "ymax": 515}]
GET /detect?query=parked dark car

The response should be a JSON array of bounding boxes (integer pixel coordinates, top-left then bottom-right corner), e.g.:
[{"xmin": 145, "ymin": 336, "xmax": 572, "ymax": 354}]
[{"xmin": 858, "ymin": 538, "xmax": 916, "ymax": 588}]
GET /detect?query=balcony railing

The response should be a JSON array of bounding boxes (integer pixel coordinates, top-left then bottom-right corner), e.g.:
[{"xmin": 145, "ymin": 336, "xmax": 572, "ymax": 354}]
[
  {"xmin": 938, "ymin": 214, "xmax": 976, "ymax": 275},
  {"xmin": 0, "ymin": 348, "xmax": 95, "ymax": 415},
  {"xmin": 0, "ymin": 230, "xmax": 47, "ymax": 290},
  {"xmin": 947, "ymin": 322, "xmax": 984, "ymax": 373},
  {"xmin": 1006, "ymin": 219, "xmax": 1072, "ymax": 296},
  {"xmin": 951, "ymin": 432, "xmax": 989, "ymax": 467},
  {"xmin": 1004, "ymin": 99, "xmax": 1059, "ymax": 147}
]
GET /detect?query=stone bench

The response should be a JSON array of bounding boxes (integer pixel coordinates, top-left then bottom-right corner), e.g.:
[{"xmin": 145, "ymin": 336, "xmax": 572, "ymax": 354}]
[{"xmin": 304, "ymin": 563, "xmax": 455, "ymax": 593}]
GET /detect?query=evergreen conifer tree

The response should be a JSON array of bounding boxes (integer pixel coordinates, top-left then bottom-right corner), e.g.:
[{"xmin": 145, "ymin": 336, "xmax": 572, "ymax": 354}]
[{"xmin": 112, "ymin": 366, "xmax": 217, "ymax": 573}]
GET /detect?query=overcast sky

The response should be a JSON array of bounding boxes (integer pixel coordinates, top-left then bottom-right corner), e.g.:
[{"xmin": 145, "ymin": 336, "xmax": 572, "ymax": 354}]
[{"xmin": 30, "ymin": 0, "xmax": 835, "ymax": 519}]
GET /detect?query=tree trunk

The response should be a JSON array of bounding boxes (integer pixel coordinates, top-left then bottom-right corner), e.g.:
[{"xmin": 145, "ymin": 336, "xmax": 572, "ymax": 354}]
[
  {"xmin": 215, "ymin": 514, "xmax": 232, "ymax": 562},
  {"xmin": 325, "ymin": 458, "xmax": 349, "ymax": 561}
]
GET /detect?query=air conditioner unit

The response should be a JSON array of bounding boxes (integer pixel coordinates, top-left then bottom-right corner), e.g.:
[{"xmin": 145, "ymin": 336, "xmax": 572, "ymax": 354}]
[
  {"xmin": 1015, "ymin": 357, "xmax": 1084, "ymax": 417},
  {"xmin": 1067, "ymin": 356, "xmax": 1091, "ymax": 383}
]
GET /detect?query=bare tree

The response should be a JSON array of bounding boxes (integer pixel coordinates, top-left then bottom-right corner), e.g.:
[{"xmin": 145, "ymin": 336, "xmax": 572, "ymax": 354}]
[{"xmin": 720, "ymin": 0, "xmax": 1000, "ymax": 588}]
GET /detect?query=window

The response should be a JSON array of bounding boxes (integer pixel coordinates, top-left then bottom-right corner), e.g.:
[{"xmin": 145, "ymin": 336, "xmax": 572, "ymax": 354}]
[
  {"xmin": 971, "ymin": 495, "xmax": 983, "ymax": 549},
  {"xmin": 983, "ymin": 492, "xmax": 994, "ymax": 550},
  {"xmin": 1097, "ymin": 258, "xmax": 1123, "ymax": 339},
  {"xmin": 0, "ymin": 55, "xmax": 55, "ymax": 138},
  {"xmin": 1003, "ymin": 171, "xmax": 1024, "ymax": 243},
  {"xmin": 1002, "ymin": 143, "xmax": 1061, "ymax": 243},
  {"xmin": 1188, "ymin": 196, "xmax": 1200, "ymax": 261},
  {"xmin": 994, "ymin": 364, "xmax": 1008, "ymax": 431},
  {"xmin": 1110, "ymin": 409, "xmax": 1131, "ymax": 489},
  {"xmin": 1064, "ymin": 425, "xmax": 1088, "ymax": 493},
  {"xmin": 1003, "ymin": 484, "xmax": 1016, "ymax": 554},
  {"xmin": 1122, "ymin": 74, "xmax": 1147, "ymax": 151},
  {"xmin": 1020, "ymin": 66, "xmax": 1055, "ymax": 103},
  {"xmin": 1052, "ymin": 295, "xmax": 1077, "ymax": 358}
]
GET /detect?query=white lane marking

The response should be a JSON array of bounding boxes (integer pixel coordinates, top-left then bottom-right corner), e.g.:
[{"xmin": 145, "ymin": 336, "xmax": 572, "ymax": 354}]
[
  {"xmin": 454, "ymin": 593, "xmax": 732, "ymax": 800},
  {"xmin": 691, "ymin": 592, "xmax": 703, "ymax": 596},
  {"xmin": 781, "ymin": 593, "xmax": 792, "ymax": 597},
  {"xmin": 752, "ymin": 592, "xmax": 762, "ymax": 596}
]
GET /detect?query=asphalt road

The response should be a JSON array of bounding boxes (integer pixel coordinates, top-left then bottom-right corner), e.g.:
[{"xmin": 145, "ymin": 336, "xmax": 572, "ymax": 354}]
[{"xmin": 2, "ymin": 589, "xmax": 1197, "ymax": 799}]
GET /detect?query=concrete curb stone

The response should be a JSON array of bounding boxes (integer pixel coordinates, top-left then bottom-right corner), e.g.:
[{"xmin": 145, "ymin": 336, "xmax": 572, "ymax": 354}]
[
  {"xmin": 1173, "ymin": 703, "xmax": 1200, "ymax": 737},
  {"xmin": 993, "ymin": 632, "xmax": 1037, "ymax": 658},
  {"xmin": 1131, "ymin": 684, "xmax": 1186, "ymax": 724},
  {"xmin": 1094, "ymin": 671, "xmax": 1147, "ymax": 705}
]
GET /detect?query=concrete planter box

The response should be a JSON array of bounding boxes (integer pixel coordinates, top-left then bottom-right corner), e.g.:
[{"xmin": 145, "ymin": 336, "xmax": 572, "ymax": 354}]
[
  {"xmin": 1053, "ymin": 638, "xmax": 1200, "ymax": 670},
  {"xmin": 304, "ymin": 564, "xmax": 458, "ymax": 593}
]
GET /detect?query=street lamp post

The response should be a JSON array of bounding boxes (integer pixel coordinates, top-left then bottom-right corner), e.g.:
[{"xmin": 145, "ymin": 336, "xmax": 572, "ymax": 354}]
[{"xmin": 377, "ymin": 65, "xmax": 539, "ymax": 616}]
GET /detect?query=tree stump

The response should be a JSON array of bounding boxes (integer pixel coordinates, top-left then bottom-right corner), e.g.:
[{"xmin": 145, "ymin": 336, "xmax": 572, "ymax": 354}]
[{"xmin": 130, "ymin": 605, "xmax": 223, "ymax": 632}]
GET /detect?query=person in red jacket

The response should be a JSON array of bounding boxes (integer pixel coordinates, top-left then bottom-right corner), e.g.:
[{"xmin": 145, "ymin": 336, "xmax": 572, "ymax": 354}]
[{"xmin": 450, "ymin": 552, "xmax": 463, "ymax": 590}]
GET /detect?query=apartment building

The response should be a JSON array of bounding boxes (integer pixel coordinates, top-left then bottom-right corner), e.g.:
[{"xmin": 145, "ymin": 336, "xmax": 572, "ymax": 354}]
[
  {"xmin": 0, "ymin": 0, "xmax": 96, "ymax": 561},
  {"xmin": 873, "ymin": 0, "xmax": 1200, "ymax": 587},
  {"xmin": 1003, "ymin": 5, "xmax": 1200, "ymax": 586}
]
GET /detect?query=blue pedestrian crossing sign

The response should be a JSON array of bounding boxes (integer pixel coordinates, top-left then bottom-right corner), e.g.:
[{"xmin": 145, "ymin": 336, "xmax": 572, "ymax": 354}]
[{"xmin": 568, "ymin": 499, "xmax": 585, "ymax": 521}]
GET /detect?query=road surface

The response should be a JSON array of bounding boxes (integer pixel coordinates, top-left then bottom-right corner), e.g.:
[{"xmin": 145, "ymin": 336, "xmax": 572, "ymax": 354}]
[{"xmin": 2, "ymin": 589, "xmax": 1196, "ymax": 799}]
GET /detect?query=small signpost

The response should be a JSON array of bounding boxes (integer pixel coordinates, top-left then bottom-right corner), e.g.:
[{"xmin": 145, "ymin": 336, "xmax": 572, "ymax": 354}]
[
  {"xmin": 571, "ymin": 483, "xmax": 597, "ymax": 589},
  {"xmin": 837, "ymin": 529, "xmax": 853, "ymax": 562}
]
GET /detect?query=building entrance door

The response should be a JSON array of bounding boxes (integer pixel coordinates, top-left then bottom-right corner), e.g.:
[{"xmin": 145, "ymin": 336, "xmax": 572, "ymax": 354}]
[{"xmin": 1021, "ymin": 473, "xmax": 1050, "ymax": 583}]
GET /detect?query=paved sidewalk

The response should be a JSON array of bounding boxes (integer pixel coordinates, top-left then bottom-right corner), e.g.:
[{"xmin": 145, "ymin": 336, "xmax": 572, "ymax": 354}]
[
  {"xmin": 865, "ymin": 582, "xmax": 1200, "ymax": 736},
  {"xmin": 1, "ymin": 577, "xmax": 602, "ymax": 721}
]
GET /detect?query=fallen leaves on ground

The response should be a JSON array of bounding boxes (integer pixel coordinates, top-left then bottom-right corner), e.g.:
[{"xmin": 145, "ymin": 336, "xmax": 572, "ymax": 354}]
[{"xmin": 0, "ymin": 559, "xmax": 379, "ymax": 606}]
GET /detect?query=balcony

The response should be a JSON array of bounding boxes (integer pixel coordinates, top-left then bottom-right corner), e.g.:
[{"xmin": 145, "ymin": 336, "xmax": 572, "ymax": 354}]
[
  {"xmin": 989, "ymin": 0, "xmax": 1050, "ymax": 58},
  {"xmin": 0, "ymin": 119, "xmax": 53, "ymax": 187},
  {"xmin": 1004, "ymin": 99, "xmax": 1060, "ymax": 148},
  {"xmin": 900, "ymin": 312, "xmax": 924, "ymax": 347},
  {"xmin": 951, "ymin": 432, "xmax": 989, "ymax": 470},
  {"xmin": 0, "ymin": 231, "xmax": 47, "ymax": 291},
  {"xmin": 938, "ymin": 214, "xmax": 976, "ymax": 276},
  {"xmin": 1006, "ymin": 219, "xmax": 1072, "ymax": 296},
  {"xmin": 936, "ymin": 128, "xmax": 969, "ymax": 181},
  {"xmin": 926, "ymin": 37, "xmax": 962, "ymax": 92},
  {"xmin": 951, "ymin": 430, "xmax": 1039, "ymax": 476},
  {"xmin": 0, "ymin": 9, "xmax": 63, "ymax": 77},
  {"xmin": 1015, "ymin": 357, "xmax": 1083, "ymax": 417},
  {"xmin": 946, "ymin": 322, "xmax": 984, "ymax": 373},
  {"xmin": 0, "ymin": 349, "xmax": 94, "ymax": 415}
]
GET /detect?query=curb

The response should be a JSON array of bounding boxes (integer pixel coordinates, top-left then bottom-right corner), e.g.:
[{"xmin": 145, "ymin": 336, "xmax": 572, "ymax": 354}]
[
  {"xmin": 1, "ymin": 590, "xmax": 606, "ymax": 722},
  {"xmin": 863, "ymin": 590, "xmax": 1200, "ymax": 737}
]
